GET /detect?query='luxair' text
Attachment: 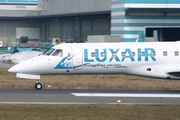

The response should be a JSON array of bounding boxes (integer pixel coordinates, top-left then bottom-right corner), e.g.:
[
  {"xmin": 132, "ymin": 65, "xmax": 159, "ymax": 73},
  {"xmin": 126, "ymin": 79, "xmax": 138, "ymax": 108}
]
[{"xmin": 84, "ymin": 48, "xmax": 156, "ymax": 62}]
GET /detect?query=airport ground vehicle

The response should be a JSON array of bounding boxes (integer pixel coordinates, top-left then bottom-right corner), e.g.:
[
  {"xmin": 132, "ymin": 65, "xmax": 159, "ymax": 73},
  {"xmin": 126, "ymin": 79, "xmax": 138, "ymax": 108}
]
[{"xmin": 7, "ymin": 36, "xmax": 42, "ymax": 54}]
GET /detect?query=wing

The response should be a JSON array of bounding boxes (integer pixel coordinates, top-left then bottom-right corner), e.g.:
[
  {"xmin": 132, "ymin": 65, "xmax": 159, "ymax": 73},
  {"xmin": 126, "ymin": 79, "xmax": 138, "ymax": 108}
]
[
  {"xmin": 126, "ymin": 65, "xmax": 180, "ymax": 79},
  {"xmin": 166, "ymin": 70, "xmax": 180, "ymax": 77}
]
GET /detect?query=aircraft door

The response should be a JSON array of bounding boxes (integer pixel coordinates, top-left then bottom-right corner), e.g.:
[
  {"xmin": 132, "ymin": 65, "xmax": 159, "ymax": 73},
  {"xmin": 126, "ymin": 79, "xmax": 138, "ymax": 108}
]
[{"xmin": 71, "ymin": 44, "xmax": 83, "ymax": 69}]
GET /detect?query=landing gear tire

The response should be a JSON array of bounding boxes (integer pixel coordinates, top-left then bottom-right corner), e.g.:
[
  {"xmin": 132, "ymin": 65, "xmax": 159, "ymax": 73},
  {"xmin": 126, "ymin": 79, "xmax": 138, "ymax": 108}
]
[{"xmin": 35, "ymin": 83, "xmax": 42, "ymax": 90}]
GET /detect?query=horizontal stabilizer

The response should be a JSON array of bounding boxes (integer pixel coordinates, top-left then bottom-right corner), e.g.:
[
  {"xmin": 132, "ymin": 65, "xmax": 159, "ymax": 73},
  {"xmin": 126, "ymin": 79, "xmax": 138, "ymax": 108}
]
[{"xmin": 16, "ymin": 73, "xmax": 40, "ymax": 79}]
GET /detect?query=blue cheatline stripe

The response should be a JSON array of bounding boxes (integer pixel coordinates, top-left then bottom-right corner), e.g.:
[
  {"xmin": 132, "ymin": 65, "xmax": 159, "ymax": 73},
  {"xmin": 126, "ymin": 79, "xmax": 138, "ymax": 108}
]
[
  {"xmin": 111, "ymin": 30, "xmax": 140, "ymax": 34},
  {"xmin": 111, "ymin": 23, "xmax": 180, "ymax": 27},
  {"xmin": 124, "ymin": 0, "xmax": 180, "ymax": 4}
]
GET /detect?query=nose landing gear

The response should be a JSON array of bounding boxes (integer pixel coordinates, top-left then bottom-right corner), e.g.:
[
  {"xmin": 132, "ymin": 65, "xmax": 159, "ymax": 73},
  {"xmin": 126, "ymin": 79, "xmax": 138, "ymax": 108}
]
[{"xmin": 35, "ymin": 79, "xmax": 42, "ymax": 90}]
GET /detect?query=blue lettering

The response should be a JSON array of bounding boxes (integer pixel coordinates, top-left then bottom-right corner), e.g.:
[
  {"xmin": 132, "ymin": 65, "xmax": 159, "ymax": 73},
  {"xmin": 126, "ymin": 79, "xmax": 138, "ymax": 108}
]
[
  {"xmin": 83, "ymin": 48, "xmax": 156, "ymax": 63},
  {"xmin": 84, "ymin": 49, "xmax": 94, "ymax": 62},
  {"xmin": 109, "ymin": 49, "xmax": 120, "ymax": 62},
  {"xmin": 137, "ymin": 48, "xmax": 142, "ymax": 61},
  {"xmin": 145, "ymin": 48, "xmax": 156, "ymax": 61},
  {"xmin": 95, "ymin": 49, "xmax": 107, "ymax": 62},
  {"xmin": 122, "ymin": 48, "xmax": 135, "ymax": 61}
]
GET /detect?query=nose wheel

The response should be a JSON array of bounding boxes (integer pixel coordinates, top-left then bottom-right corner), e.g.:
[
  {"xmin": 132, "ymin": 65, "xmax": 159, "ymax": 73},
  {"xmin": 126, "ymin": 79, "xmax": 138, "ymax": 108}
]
[{"xmin": 35, "ymin": 79, "xmax": 42, "ymax": 90}]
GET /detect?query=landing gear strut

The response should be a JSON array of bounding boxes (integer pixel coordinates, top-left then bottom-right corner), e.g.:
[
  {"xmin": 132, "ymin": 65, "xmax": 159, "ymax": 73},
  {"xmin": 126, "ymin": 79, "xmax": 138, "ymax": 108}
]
[{"xmin": 35, "ymin": 79, "xmax": 42, "ymax": 90}]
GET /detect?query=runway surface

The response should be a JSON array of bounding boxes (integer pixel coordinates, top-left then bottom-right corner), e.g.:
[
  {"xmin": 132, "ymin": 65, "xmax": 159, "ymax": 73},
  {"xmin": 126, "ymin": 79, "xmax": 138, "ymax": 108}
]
[{"xmin": 0, "ymin": 89, "xmax": 180, "ymax": 104}]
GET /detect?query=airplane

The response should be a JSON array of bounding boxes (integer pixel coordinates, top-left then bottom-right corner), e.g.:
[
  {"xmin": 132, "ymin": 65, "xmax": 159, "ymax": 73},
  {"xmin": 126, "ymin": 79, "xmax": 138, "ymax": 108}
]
[{"xmin": 8, "ymin": 42, "xmax": 180, "ymax": 90}]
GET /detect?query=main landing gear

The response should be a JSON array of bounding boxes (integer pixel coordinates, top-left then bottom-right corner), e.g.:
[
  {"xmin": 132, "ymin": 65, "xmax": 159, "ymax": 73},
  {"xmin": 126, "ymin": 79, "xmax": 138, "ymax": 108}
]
[{"xmin": 35, "ymin": 79, "xmax": 42, "ymax": 90}]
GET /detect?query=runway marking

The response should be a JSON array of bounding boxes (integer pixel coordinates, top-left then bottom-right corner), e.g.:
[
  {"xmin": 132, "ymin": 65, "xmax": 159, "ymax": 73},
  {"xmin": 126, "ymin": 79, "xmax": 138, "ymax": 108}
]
[{"xmin": 72, "ymin": 93, "xmax": 180, "ymax": 98}]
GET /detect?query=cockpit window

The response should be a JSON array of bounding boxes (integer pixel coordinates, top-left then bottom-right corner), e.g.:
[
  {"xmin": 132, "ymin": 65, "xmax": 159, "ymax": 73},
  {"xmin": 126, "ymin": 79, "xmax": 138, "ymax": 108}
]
[
  {"xmin": 43, "ymin": 48, "xmax": 55, "ymax": 56},
  {"xmin": 52, "ymin": 49, "xmax": 63, "ymax": 57}
]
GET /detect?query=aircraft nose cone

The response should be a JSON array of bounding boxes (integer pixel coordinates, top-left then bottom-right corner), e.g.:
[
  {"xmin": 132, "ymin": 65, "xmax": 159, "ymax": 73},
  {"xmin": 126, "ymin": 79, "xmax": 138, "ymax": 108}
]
[
  {"xmin": 8, "ymin": 59, "xmax": 35, "ymax": 74},
  {"xmin": 8, "ymin": 65, "xmax": 20, "ymax": 73},
  {"xmin": 8, "ymin": 61, "xmax": 31, "ymax": 73},
  {"xmin": 8, "ymin": 57, "xmax": 41, "ymax": 74}
]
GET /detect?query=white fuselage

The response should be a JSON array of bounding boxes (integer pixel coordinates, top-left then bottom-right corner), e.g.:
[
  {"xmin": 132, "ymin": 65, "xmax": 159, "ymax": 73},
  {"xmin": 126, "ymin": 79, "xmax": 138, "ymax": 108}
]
[{"xmin": 8, "ymin": 42, "xmax": 180, "ymax": 79}]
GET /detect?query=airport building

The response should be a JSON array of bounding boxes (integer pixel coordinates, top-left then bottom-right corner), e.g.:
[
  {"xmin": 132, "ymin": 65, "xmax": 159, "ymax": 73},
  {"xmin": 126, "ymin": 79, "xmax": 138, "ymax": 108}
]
[
  {"xmin": 111, "ymin": 0, "xmax": 180, "ymax": 42},
  {"xmin": 0, "ymin": 0, "xmax": 180, "ymax": 45},
  {"xmin": 0, "ymin": 0, "xmax": 111, "ymax": 44}
]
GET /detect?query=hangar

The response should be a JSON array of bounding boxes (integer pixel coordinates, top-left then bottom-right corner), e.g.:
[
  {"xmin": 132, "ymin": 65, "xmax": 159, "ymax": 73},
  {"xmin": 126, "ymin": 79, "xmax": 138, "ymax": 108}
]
[
  {"xmin": 0, "ymin": 0, "xmax": 111, "ymax": 44},
  {"xmin": 0, "ymin": 0, "xmax": 180, "ymax": 44},
  {"xmin": 111, "ymin": 0, "xmax": 180, "ymax": 42}
]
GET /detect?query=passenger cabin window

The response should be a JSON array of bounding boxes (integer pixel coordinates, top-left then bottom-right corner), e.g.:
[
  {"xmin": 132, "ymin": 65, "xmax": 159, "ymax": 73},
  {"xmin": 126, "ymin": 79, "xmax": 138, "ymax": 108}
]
[
  {"xmin": 52, "ymin": 49, "xmax": 63, "ymax": 57},
  {"xmin": 101, "ymin": 52, "xmax": 104, "ymax": 57},
  {"xmin": 141, "ymin": 52, "xmax": 145, "ymax": 56},
  {"xmin": 131, "ymin": 52, "xmax": 135, "ymax": 56},
  {"xmin": 174, "ymin": 51, "xmax": 179, "ymax": 56},
  {"xmin": 163, "ymin": 51, "xmax": 168, "ymax": 56},
  {"xmin": 91, "ymin": 52, "xmax": 95, "ymax": 57},
  {"xmin": 121, "ymin": 52, "xmax": 125, "ymax": 56},
  {"xmin": 112, "ymin": 52, "xmax": 117, "ymax": 57},
  {"xmin": 43, "ymin": 48, "xmax": 55, "ymax": 56},
  {"xmin": 152, "ymin": 52, "xmax": 156, "ymax": 56}
]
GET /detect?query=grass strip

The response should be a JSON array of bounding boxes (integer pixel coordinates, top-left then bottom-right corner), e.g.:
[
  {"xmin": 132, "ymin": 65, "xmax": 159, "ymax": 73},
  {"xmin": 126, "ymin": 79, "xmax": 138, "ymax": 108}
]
[
  {"xmin": 0, "ymin": 104, "xmax": 179, "ymax": 120},
  {"xmin": 1, "ymin": 68, "xmax": 180, "ymax": 90}
]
